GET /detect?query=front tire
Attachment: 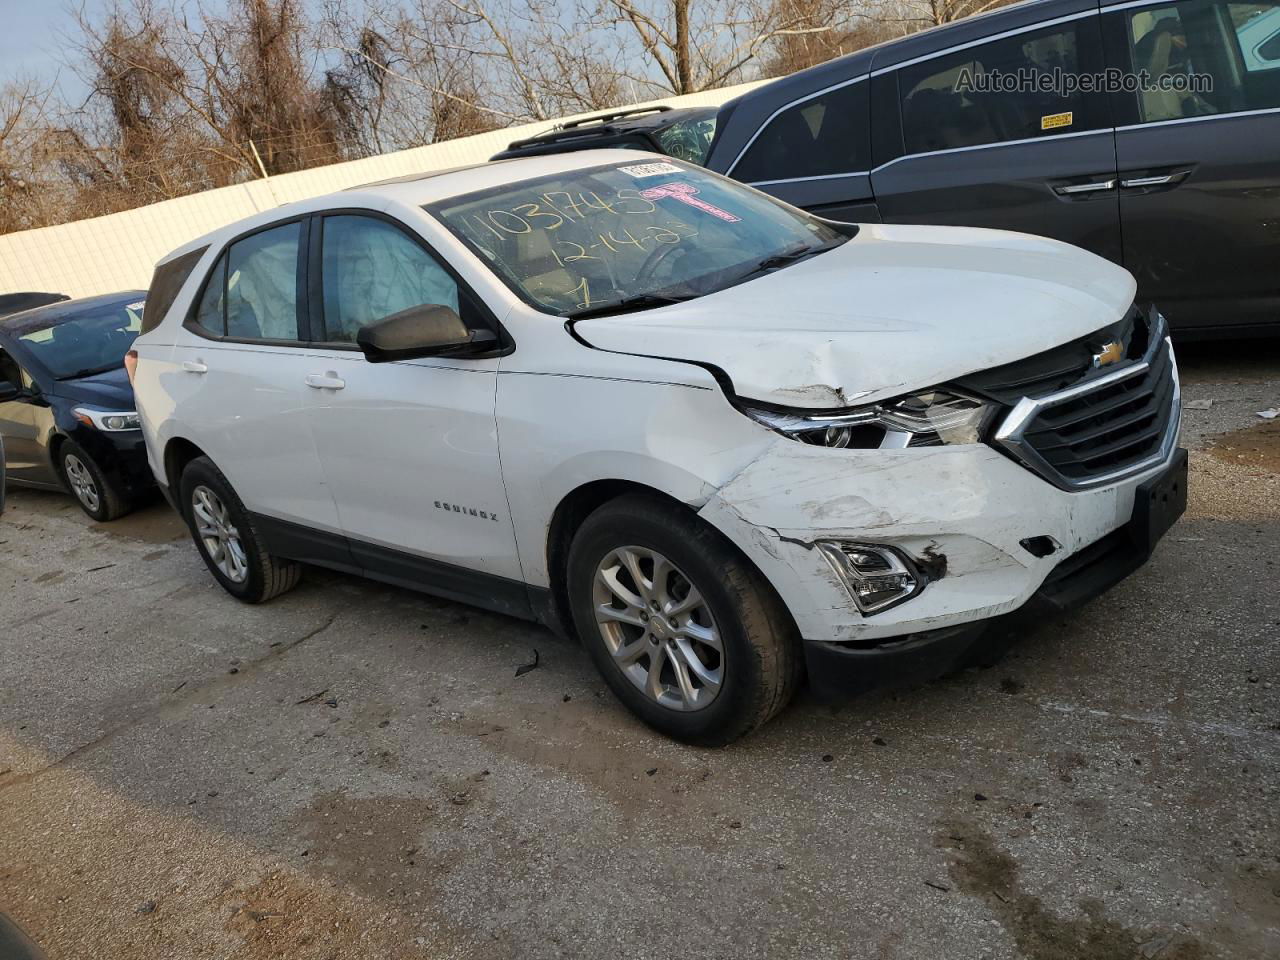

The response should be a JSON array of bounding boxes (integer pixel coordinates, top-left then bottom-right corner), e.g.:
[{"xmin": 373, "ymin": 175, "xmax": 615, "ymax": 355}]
[
  {"xmin": 179, "ymin": 456, "xmax": 300, "ymax": 603},
  {"xmin": 59, "ymin": 440, "xmax": 130, "ymax": 521},
  {"xmin": 567, "ymin": 494, "xmax": 801, "ymax": 746}
]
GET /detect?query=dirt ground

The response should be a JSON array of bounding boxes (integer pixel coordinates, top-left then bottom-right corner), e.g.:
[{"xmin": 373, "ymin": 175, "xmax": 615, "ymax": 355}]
[{"xmin": 1, "ymin": 342, "xmax": 1277, "ymax": 959}]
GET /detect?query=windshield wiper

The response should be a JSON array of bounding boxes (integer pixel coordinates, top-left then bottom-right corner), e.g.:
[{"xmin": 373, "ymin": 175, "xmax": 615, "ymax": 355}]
[
  {"xmin": 566, "ymin": 292, "xmax": 696, "ymax": 321},
  {"xmin": 731, "ymin": 241, "xmax": 841, "ymax": 285}
]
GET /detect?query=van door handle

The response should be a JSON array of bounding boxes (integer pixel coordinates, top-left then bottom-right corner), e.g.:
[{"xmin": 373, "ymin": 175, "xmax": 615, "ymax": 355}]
[
  {"xmin": 1053, "ymin": 179, "xmax": 1117, "ymax": 196},
  {"xmin": 182, "ymin": 360, "xmax": 208, "ymax": 374},
  {"xmin": 1121, "ymin": 174, "xmax": 1177, "ymax": 189},
  {"xmin": 304, "ymin": 373, "xmax": 346, "ymax": 390}
]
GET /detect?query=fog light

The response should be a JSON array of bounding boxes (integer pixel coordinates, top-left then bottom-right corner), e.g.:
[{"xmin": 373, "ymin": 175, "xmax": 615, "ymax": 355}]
[{"xmin": 817, "ymin": 541, "xmax": 924, "ymax": 615}]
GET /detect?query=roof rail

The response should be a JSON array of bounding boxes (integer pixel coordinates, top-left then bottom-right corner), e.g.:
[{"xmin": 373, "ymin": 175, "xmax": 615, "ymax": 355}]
[{"xmin": 559, "ymin": 105, "xmax": 672, "ymax": 130}]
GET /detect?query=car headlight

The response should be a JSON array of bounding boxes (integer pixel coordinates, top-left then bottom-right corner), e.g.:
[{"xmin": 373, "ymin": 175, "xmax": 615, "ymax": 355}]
[
  {"xmin": 743, "ymin": 389, "xmax": 995, "ymax": 448},
  {"xmin": 73, "ymin": 407, "xmax": 141, "ymax": 432}
]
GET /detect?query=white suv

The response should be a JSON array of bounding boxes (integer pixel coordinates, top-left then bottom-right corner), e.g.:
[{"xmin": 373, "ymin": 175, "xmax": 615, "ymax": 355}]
[{"xmin": 131, "ymin": 151, "xmax": 1184, "ymax": 744}]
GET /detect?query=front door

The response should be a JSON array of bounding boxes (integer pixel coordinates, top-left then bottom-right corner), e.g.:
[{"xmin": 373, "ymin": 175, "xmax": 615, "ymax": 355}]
[
  {"xmin": 301, "ymin": 212, "xmax": 526, "ymax": 615},
  {"xmin": 1103, "ymin": 0, "xmax": 1280, "ymax": 332},
  {"xmin": 871, "ymin": 10, "xmax": 1124, "ymax": 265},
  {"xmin": 0, "ymin": 347, "xmax": 56, "ymax": 485}
]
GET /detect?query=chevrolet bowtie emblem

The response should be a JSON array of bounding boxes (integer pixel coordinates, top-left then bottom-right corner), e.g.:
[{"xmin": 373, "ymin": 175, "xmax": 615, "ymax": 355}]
[{"xmin": 1093, "ymin": 340, "xmax": 1124, "ymax": 368}]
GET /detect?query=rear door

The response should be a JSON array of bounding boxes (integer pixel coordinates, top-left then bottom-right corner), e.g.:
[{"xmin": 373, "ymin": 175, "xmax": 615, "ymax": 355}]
[
  {"xmin": 300, "ymin": 211, "xmax": 527, "ymax": 616},
  {"xmin": 870, "ymin": 5, "xmax": 1124, "ymax": 264},
  {"xmin": 1102, "ymin": 0, "xmax": 1280, "ymax": 332},
  {"xmin": 168, "ymin": 219, "xmax": 344, "ymax": 543}
]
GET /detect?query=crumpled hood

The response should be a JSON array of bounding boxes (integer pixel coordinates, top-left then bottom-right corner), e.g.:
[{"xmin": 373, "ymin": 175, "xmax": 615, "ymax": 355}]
[{"xmin": 571, "ymin": 223, "xmax": 1137, "ymax": 409}]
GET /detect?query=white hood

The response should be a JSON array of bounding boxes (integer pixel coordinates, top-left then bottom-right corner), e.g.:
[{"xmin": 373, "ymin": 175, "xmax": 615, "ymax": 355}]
[{"xmin": 571, "ymin": 223, "xmax": 1138, "ymax": 409}]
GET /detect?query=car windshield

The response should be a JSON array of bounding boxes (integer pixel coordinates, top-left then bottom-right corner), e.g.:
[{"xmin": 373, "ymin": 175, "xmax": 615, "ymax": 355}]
[
  {"xmin": 655, "ymin": 112, "xmax": 719, "ymax": 164},
  {"xmin": 13, "ymin": 298, "xmax": 145, "ymax": 379},
  {"xmin": 428, "ymin": 160, "xmax": 847, "ymax": 317}
]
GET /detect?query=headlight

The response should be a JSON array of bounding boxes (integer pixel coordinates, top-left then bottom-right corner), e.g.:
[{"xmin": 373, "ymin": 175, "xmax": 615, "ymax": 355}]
[
  {"xmin": 743, "ymin": 389, "xmax": 994, "ymax": 448},
  {"xmin": 73, "ymin": 407, "xmax": 141, "ymax": 432}
]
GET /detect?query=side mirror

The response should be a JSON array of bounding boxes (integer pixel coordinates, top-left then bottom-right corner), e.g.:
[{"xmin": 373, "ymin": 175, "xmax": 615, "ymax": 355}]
[
  {"xmin": 0, "ymin": 380, "xmax": 19, "ymax": 402},
  {"xmin": 356, "ymin": 304, "xmax": 498, "ymax": 364}
]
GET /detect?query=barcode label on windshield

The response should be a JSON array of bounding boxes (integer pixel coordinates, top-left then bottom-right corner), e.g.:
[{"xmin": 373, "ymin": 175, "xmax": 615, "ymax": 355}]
[{"xmin": 618, "ymin": 162, "xmax": 682, "ymax": 178}]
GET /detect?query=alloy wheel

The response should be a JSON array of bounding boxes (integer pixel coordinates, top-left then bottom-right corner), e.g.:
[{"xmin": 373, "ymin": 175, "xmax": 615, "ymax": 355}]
[
  {"xmin": 592, "ymin": 545, "xmax": 724, "ymax": 711},
  {"xmin": 191, "ymin": 485, "xmax": 249, "ymax": 583},
  {"xmin": 63, "ymin": 454, "xmax": 100, "ymax": 513}
]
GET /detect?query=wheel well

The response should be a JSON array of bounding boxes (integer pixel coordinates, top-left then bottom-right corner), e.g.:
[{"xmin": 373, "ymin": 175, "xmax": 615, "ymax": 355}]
[
  {"xmin": 48, "ymin": 433, "xmax": 68, "ymax": 468},
  {"xmin": 543, "ymin": 480, "xmax": 700, "ymax": 640},
  {"xmin": 163, "ymin": 437, "xmax": 207, "ymax": 493}
]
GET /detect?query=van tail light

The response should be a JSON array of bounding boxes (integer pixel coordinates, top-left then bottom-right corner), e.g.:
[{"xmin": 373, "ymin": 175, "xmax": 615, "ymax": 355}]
[{"xmin": 124, "ymin": 349, "xmax": 139, "ymax": 384}]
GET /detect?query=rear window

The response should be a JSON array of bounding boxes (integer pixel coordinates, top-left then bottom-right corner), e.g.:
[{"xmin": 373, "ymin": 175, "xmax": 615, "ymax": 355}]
[
  {"xmin": 732, "ymin": 81, "xmax": 870, "ymax": 183},
  {"xmin": 142, "ymin": 246, "xmax": 208, "ymax": 334}
]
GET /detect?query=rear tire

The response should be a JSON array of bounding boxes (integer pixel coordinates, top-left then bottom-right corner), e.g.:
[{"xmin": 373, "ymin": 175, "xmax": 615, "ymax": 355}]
[
  {"xmin": 179, "ymin": 456, "xmax": 300, "ymax": 603},
  {"xmin": 567, "ymin": 494, "xmax": 801, "ymax": 746},
  {"xmin": 59, "ymin": 440, "xmax": 130, "ymax": 522}
]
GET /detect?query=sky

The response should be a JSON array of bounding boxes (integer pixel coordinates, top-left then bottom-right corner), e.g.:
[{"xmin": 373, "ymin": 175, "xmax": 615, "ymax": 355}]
[
  {"xmin": 0, "ymin": 0, "xmax": 345, "ymax": 105},
  {"xmin": 0, "ymin": 0, "xmax": 116, "ymax": 105}
]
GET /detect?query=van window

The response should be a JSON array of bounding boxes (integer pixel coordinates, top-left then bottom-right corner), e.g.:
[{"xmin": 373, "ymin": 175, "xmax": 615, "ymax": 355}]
[
  {"xmin": 1126, "ymin": 1, "xmax": 1280, "ymax": 122},
  {"xmin": 898, "ymin": 22, "xmax": 1101, "ymax": 155},
  {"xmin": 732, "ymin": 81, "xmax": 870, "ymax": 182},
  {"xmin": 319, "ymin": 215, "xmax": 460, "ymax": 344}
]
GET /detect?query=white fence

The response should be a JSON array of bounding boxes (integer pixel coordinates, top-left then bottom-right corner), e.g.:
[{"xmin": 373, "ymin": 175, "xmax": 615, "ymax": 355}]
[{"xmin": 0, "ymin": 82, "xmax": 764, "ymax": 299}]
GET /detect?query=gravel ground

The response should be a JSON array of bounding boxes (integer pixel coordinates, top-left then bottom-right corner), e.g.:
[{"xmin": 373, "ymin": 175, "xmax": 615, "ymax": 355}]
[{"xmin": 1, "ymin": 342, "xmax": 1277, "ymax": 960}]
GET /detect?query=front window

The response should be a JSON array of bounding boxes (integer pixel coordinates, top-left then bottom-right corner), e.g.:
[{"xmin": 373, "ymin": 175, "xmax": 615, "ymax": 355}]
[
  {"xmin": 429, "ymin": 161, "xmax": 846, "ymax": 317},
  {"xmin": 12, "ymin": 298, "xmax": 145, "ymax": 379},
  {"xmin": 320, "ymin": 215, "xmax": 460, "ymax": 343}
]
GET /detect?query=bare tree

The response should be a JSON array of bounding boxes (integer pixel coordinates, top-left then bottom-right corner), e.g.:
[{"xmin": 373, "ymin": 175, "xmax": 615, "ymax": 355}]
[
  {"xmin": 324, "ymin": 0, "xmax": 628, "ymax": 149},
  {"xmin": 912, "ymin": 0, "xmax": 1019, "ymax": 27},
  {"xmin": 600, "ymin": 0, "xmax": 863, "ymax": 94},
  {"xmin": 0, "ymin": 79, "xmax": 60, "ymax": 232}
]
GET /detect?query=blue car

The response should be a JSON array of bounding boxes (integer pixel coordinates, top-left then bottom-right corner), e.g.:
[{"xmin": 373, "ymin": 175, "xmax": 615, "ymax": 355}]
[{"xmin": 0, "ymin": 291, "xmax": 153, "ymax": 521}]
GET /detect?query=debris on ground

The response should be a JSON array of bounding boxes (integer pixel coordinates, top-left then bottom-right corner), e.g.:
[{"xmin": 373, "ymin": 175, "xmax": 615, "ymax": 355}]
[
  {"xmin": 295, "ymin": 689, "xmax": 329, "ymax": 705},
  {"xmin": 1185, "ymin": 398, "xmax": 1215, "ymax": 410},
  {"xmin": 1257, "ymin": 408, "xmax": 1278, "ymax": 419},
  {"xmin": 515, "ymin": 649, "xmax": 540, "ymax": 677}
]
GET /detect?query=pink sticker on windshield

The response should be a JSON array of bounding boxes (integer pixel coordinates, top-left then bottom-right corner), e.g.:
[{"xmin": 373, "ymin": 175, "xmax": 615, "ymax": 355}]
[{"xmin": 639, "ymin": 182, "xmax": 741, "ymax": 222}]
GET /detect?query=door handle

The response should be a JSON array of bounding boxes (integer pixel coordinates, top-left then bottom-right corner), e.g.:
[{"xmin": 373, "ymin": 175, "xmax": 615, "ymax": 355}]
[
  {"xmin": 181, "ymin": 360, "xmax": 208, "ymax": 374},
  {"xmin": 1120, "ymin": 173, "xmax": 1182, "ymax": 189},
  {"xmin": 304, "ymin": 373, "xmax": 346, "ymax": 390},
  {"xmin": 1053, "ymin": 179, "xmax": 1117, "ymax": 196}
]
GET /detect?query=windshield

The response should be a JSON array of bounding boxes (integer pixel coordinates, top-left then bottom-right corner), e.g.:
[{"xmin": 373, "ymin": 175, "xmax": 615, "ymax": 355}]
[
  {"xmin": 14, "ymin": 298, "xmax": 144, "ymax": 379},
  {"xmin": 655, "ymin": 112, "xmax": 718, "ymax": 164},
  {"xmin": 428, "ymin": 160, "xmax": 846, "ymax": 317}
]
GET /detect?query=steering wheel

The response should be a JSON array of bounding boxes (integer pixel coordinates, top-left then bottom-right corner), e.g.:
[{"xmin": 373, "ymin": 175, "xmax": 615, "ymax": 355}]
[{"xmin": 633, "ymin": 241, "xmax": 742, "ymax": 289}]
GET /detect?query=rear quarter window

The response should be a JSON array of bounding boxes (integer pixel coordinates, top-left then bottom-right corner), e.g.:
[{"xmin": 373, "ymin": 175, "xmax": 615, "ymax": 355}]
[{"xmin": 142, "ymin": 246, "xmax": 208, "ymax": 335}]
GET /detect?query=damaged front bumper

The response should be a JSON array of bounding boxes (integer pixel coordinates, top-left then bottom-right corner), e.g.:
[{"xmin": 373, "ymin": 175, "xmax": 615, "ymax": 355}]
[{"xmin": 697, "ymin": 438, "xmax": 1187, "ymax": 696}]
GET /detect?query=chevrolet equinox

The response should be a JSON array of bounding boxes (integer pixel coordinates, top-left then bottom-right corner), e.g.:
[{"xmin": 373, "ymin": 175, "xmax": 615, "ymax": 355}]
[{"xmin": 131, "ymin": 151, "xmax": 1186, "ymax": 744}]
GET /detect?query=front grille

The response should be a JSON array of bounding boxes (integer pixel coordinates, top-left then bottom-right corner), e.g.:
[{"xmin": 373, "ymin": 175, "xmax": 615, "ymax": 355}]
[{"xmin": 986, "ymin": 310, "xmax": 1180, "ymax": 489}]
